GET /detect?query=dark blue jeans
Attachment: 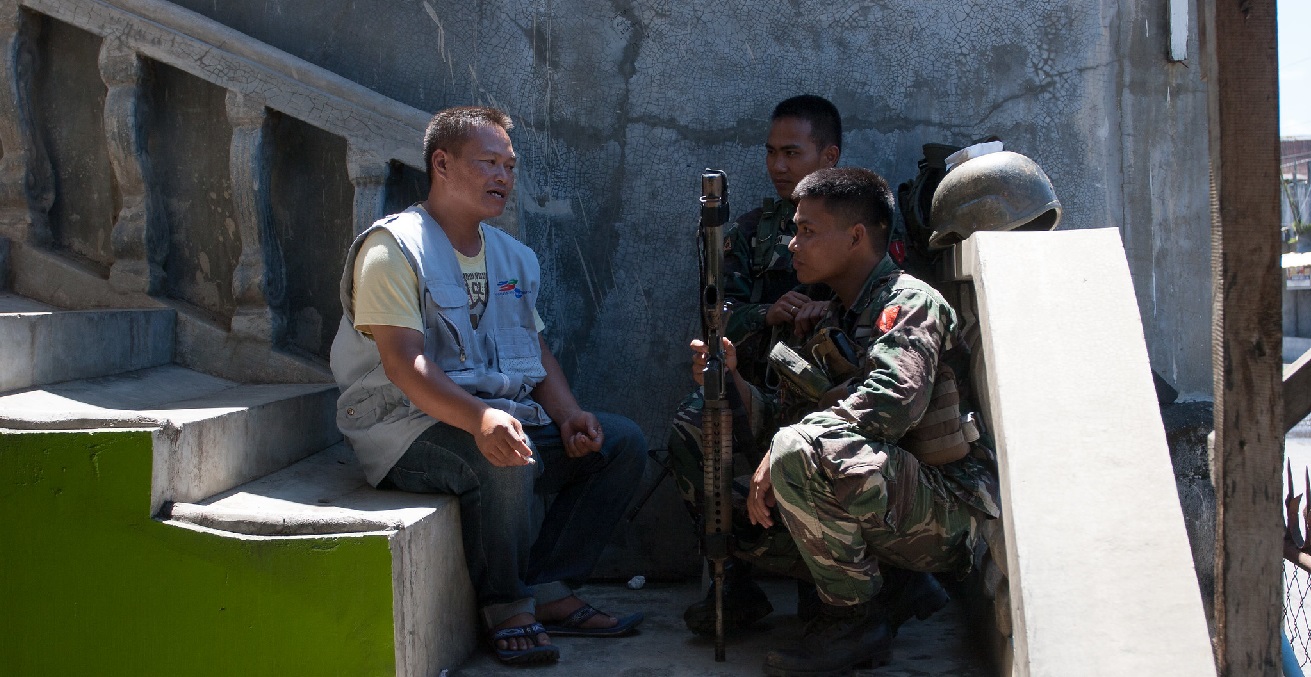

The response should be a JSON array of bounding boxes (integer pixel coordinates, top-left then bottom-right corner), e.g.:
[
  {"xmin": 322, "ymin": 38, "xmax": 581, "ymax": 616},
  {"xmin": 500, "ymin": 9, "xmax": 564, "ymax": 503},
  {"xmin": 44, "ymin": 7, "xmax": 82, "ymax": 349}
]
[{"xmin": 381, "ymin": 411, "xmax": 647, "ymax": 627}]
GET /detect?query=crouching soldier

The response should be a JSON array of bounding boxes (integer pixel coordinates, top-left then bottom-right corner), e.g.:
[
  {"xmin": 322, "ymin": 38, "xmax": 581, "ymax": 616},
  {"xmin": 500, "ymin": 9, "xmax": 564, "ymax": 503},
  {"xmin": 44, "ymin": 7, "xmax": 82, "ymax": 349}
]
[{"xmin": 693, "ymin": 167, "xmax": 1002, "ymax": 676}]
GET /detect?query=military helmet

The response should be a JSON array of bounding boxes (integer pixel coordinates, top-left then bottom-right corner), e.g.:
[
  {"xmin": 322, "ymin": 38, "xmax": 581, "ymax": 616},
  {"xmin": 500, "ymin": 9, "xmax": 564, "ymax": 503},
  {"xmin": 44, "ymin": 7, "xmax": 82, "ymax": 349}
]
[{"xmin": 927, "ymin": 151, "xmax": 1061, "ymax": 250}]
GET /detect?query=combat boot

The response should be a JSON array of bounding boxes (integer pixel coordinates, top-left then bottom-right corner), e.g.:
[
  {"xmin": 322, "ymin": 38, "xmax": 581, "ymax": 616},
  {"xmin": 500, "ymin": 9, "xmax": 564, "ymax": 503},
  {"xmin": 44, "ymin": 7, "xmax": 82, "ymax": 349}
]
[
  {"xmin": 762, "ymin": 600, "xmax": 893, "ymax": 677},
  {"xmin": 876, "ymin": 567, "xmax": 949, "ymax": 634},
  {"xmin": 684, "ymin": 560, "xmax": 773, "ymax": 636}
]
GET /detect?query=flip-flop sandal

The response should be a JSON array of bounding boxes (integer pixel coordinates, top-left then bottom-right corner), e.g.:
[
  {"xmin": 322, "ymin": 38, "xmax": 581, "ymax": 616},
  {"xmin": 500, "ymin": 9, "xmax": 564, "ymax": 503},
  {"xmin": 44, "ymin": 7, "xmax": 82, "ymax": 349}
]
[
  {"xmin": 488, "ymin": 622, "xmax": 559, "ymax": 665},
  {"xmin": 541, "ymin": 604, "xmax": 644, "ymax": 637}
]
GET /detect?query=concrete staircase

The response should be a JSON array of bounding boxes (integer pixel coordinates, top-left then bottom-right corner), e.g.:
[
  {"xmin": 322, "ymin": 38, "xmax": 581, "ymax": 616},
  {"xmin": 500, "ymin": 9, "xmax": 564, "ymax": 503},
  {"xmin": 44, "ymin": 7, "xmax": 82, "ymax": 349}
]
[{"xmin": 0, "ymin": 293, "xmax": 476, "ymax": 676}]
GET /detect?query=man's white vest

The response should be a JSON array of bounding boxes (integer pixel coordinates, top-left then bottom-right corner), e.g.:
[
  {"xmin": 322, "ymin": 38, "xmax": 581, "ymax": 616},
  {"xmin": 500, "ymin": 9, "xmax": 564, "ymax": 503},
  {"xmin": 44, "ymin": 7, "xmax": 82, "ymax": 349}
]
[{"xmin": 329, "ymin": 205, "xmax": 550, "ymax": 485}]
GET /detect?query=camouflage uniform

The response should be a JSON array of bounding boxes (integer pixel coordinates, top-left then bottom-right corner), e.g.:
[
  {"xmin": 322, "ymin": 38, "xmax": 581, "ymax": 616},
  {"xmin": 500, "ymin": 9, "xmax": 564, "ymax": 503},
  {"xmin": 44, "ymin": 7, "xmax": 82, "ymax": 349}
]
[
  {"xmin": 767, "ymin": 255, "xmax": 1001, "ymax": 606},
  {"xmin": 667, "ymin": 197, "xmax": 816, "ymax": 576}
]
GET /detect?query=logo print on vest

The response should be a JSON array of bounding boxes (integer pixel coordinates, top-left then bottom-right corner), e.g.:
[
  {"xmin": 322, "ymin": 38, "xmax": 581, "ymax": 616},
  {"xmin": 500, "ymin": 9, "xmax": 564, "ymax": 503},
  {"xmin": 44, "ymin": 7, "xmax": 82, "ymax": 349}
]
[{"xmin": 496, "ymin": 279, "xmax": 526, "ymax": 298}]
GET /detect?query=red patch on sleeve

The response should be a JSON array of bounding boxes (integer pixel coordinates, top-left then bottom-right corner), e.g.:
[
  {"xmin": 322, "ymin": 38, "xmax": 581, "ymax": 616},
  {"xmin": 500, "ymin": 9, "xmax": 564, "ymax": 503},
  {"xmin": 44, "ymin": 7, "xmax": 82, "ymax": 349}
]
[
  {"xmin": 723, "ymin": 236, "xmax": 734, "ymax": 253},
  {"xmin": 877, "ymin": 305, "xmax": 900, "ymax": 333},
  {"xmin": 889, "ymin": 239, "xmax": 906, "ymax": 264}
]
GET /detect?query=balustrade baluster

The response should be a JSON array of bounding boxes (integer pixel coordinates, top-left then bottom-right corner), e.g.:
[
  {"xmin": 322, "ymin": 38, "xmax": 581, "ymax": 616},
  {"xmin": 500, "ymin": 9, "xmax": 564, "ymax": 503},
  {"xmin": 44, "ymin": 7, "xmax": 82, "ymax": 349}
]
[
  {"xmin": 347, "ymin": 148, "xmax": 388, "ymax": 238},
  {"xmin": 100, "ymin": 39, "xmax": 163, "ymax": 294},
  {"xmin": 0, "ymin": 2, "xmax": 51, "ymax": 245},
  {"xmin": 227, "ymin": 90, "xmax": 286, "ymax": 344}
]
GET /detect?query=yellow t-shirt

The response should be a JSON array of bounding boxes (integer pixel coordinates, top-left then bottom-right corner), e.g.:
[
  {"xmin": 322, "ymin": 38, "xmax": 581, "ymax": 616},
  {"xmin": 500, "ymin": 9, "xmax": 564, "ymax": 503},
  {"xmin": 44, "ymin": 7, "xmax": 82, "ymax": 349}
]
[{"xmin": 352, "ymin": 227, "xmax": 545, "ymax": 335}]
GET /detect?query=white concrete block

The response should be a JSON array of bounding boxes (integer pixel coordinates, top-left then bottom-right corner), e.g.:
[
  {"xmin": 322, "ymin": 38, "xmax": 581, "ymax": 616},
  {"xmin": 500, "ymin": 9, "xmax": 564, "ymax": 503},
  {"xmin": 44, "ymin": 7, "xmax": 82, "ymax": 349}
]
[
  {"xmin": 0, "ymin": 306, "xmax": 174, "ymax": 392},
  {"xmin": 169, "ymin": 444, "xmax": 477, "ymax": 675},
  {"xmin": 965, "ymin": 229, "xmax": 1215, "ymax": 676}
]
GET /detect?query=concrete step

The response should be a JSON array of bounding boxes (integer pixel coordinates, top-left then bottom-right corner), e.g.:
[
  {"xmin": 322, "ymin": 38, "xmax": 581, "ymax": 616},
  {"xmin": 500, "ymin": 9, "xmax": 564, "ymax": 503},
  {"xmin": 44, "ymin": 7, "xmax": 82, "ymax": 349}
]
[
  {"xmin": 0, "ymin": 364, "xmax": 340, "ymax": 514},
  {"xmin": 167, "ymin": 443, "xmax": 476, "ymax": 674},
  {"xmin": 0, "ymin": 297, "xmax": 175, "ymax": 392}
]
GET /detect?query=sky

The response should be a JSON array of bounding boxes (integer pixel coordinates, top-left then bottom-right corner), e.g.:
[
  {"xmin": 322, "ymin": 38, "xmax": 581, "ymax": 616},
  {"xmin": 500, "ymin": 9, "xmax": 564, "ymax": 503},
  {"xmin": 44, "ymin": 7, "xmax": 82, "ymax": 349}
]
[{"xmin": 1283, "ymin": 1, "xmax": 1311, "ymax": 138}]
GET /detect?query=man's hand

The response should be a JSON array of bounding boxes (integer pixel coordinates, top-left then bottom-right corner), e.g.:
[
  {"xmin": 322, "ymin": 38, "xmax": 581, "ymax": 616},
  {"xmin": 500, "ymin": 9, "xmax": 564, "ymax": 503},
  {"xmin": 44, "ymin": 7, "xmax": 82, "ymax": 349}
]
[
  {"xmin": 477, "ymin": 408, "xmax": 535, "ymax": 467},
  {"xmin": 747, "ymin": 453, "xmax": 776, "ymax": 528},
  {"xmin": 792, "ymin": 300, "xmax": 828, "ymax": 337},
  {"xmin": 559, "ymin": 409, "xmax": 604, "ymax": 458},
  {"xmin": 765, "ymin": 291, "xmax": 813, "ymax": 327},
  {"xmin": 690, "ymin": 337, "xmax": 738, "ymax": 386}
]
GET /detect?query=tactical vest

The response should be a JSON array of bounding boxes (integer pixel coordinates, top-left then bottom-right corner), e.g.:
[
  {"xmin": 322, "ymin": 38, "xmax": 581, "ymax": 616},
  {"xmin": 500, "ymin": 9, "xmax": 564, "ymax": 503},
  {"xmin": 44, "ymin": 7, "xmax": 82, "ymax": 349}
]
[
  {"xmin": 769, "ymin": 272, "xmax": 979, "ymax": 465},
  {"xmin": 847, "ymin": 286, "xmax": 979, "ymax": 465},
  {"xmin": 329, "ymin": 205, "xmax": 550, "ymax": 485}
]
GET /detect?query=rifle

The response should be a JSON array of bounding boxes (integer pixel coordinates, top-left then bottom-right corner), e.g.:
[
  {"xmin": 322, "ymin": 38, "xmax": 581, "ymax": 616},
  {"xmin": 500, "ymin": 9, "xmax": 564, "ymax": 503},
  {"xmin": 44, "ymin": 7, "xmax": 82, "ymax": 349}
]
[{"xmin": 699, "ymin": 169, "xmax": 732, "ymax": 662}]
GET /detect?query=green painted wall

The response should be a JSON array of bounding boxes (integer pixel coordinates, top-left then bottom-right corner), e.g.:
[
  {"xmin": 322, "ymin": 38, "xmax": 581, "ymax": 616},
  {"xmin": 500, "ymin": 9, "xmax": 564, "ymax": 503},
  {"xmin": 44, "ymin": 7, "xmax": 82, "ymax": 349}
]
[{"xmin": 0, "ymin": 429, "xmax": 398, "ymax": 676}]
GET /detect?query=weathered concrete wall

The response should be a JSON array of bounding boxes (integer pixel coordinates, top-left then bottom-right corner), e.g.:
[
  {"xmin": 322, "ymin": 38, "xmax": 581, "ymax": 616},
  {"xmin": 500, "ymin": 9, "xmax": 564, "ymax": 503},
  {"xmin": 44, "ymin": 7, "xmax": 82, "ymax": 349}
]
[
  {"xmin": 1161, "ymin": 400, "xmax": 1216, "ymax": 630},
  {"xmin": 268, "ymin": 113, "xmax": 354, "ymax": 358},
  {"xmin": 146, "ymin": 62, "xmax": 240, "ymax": 323},
  {"xmin": 1115, "ymin": 0, "xmax": 1213, "ymax": 399},
  {"xmin": 34, "ymin": 17, "xmax": 114, "ymax": 273},
  {"xmin": 166, "ymin": 0, "xmax": 1214, "ymax": 409}
]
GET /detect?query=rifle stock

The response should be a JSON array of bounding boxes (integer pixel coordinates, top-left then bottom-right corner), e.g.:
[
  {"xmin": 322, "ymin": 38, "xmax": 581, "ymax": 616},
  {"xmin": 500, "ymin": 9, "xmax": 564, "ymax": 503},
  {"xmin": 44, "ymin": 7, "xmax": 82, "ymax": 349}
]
[{"xmin": 699, "ymin": 170, "xmax": 732, "ymax": 662}]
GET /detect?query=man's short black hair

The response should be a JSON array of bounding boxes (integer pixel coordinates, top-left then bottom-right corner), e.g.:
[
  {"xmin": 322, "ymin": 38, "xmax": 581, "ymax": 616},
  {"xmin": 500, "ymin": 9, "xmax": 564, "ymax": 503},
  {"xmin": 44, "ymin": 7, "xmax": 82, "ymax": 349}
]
[
  {"xmin": 771, "ymin": 95, "xmax": 842, "ymax": 152},
  {"xmin": 792, "ymin": 168, "xmax": 894, "ymax": 248},
  {"xmin": 422, "ymin": 106, "xmax": 514, "ymax": 184}
]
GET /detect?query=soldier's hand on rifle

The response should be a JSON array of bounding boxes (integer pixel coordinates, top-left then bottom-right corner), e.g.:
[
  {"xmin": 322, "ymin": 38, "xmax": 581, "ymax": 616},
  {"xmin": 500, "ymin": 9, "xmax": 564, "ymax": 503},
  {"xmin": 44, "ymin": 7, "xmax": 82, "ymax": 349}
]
[
  {"xmin": 559, "ymin": 409, "xmax": 605, "ymax": 458},
  {"xmin": 477, "ymin": 408, "xmax": 535, "ymax": 467},
  {"xmin": 747, "ymin": 454, "xmax": 776, "ymax": 528},
  {"xmin": 689, "ymin": 337, "xmax": 738, "ymax": 386},
  {"xmin": 766, "ymin": 291, "xmax": 813, "ymax": 327},
  {"xmin": 792, "ymin": 300, "xmax": 828, "ymax": 337}
]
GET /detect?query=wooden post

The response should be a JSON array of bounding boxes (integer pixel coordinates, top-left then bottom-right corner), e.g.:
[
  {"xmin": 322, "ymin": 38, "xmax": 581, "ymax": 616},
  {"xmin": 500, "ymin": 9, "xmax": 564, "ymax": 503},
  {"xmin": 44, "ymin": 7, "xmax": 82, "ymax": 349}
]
[{"xmin": 1205, "ymin": 0, "xmax": 1283, "ymax": 674}]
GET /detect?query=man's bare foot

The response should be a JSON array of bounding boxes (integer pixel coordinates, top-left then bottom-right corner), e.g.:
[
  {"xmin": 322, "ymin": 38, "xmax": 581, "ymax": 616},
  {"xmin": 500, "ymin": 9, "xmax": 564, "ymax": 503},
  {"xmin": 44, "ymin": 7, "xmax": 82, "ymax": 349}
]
[
  {"xmin": 492, "ymin": 612, "xmax": 551, "ymax": 652},
  {"xmin": 536, "ymin": 595, "xmax": 620, "ymax": 630}
]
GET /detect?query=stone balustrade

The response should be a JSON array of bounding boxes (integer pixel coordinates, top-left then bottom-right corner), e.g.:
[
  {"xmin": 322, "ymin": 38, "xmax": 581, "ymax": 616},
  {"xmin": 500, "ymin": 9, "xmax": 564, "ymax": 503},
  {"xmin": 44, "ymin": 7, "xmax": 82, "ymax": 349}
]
[{"xmin": 0, "ymin": 0, "xmax": 451, "ymax": 380}]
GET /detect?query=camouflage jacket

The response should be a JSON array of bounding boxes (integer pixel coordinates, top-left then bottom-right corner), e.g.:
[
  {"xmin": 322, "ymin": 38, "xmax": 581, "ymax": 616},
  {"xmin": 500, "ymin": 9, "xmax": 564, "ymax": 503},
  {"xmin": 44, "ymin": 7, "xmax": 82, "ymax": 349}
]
[
  {"xmin": 722, "ymin": 197, "xmax": 823, "ymax": 388},
  {"xmin": 766, "ymin": 255, "xmax": 1001, "ymax": 518}
]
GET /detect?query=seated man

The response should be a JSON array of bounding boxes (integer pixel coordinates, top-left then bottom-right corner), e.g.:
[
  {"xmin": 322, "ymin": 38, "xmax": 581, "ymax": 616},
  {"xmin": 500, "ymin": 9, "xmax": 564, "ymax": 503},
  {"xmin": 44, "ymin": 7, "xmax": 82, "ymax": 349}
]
[
  {"xmin": 330, "ymin": 106, "xmax": 646, "ymax": 667},
  {"xmin": 694, "ymin": 168, "xmax": 1000, "ymax": 676},
  {"xmin": 667, "ymin": 94, "xmax": 841, "ymax": 634}
]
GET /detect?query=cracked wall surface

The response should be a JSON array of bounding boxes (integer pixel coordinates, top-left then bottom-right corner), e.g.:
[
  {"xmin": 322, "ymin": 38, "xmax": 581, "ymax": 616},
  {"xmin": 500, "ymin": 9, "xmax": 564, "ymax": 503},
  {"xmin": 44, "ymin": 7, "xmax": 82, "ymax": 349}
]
[{"xmin": 161, "ymin": 0, "xmax": 1213, "ymax": 572}]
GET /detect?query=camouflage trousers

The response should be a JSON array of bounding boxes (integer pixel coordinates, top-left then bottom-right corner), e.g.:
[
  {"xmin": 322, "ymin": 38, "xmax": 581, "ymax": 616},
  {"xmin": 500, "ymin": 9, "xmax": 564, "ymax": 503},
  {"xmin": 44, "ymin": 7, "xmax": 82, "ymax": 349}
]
[
  {"xmin": 667, "ymin": 389, "xmax": 809, "ymax": 578},
  {"xmin": 769, "ymin": 420, "xmax": 981, "ymax": 606}
]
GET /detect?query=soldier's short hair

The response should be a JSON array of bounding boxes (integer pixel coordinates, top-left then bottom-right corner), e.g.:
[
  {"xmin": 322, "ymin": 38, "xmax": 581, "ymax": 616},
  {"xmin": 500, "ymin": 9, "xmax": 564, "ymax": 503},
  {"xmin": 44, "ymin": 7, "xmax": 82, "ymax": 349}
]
[
  {"xmin": 772, "ymin": 95, "xmax": 842, "ymax": 153},
  {"xmin": 792, "ymin": 168, "xmax": 894, "ymax": 247},
  {"xmin": 422, "ymin": 106, "xmax": 514, "ymax": 184}
]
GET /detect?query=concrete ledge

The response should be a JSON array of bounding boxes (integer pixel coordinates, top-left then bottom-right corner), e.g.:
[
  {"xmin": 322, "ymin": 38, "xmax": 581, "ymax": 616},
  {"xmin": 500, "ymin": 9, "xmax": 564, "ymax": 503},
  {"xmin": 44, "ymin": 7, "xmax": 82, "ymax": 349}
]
[
  {"xmin": 9, "ymin": 242, "xmax": 332, "ymax": 385},
  {"xmin": 965, "ymin": 229, "xmax": 1215, "ymax": 676},
  {"xmin": 0, "ymin": 305, "xmax": 174, "ymax": 392},
  {"xmin": 0, "ymin": 292, "xmax": 55, "ymax": 312},
  {"xmin": 0, "ymin": 364, "xmax": 341, "ymax": 513},
  {"xmin": 169, "ymin": 443, "xmax": 439, "ymax": 536},
  {"xmin": 23, "ymin": 0, "xmax": 428, "ymax": 167},
  {"xmin": 167, "ymin": 443, "xmax": 477, "ymax": 676}
]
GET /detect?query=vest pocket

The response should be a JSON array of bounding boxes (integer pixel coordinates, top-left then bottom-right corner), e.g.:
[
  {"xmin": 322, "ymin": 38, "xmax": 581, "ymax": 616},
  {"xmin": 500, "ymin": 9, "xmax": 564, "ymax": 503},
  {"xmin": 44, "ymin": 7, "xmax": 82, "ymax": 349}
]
[
  {"xmin": 339, "ymin": 389, "xmax": 383, "ymax": 434},
  {"xmin": 493, "ymin": 326, "xmax": 546, "ymax": 381},
  {"xmin": 424, "ymin": 283, "xmax": 471, "ymax": 367}
]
